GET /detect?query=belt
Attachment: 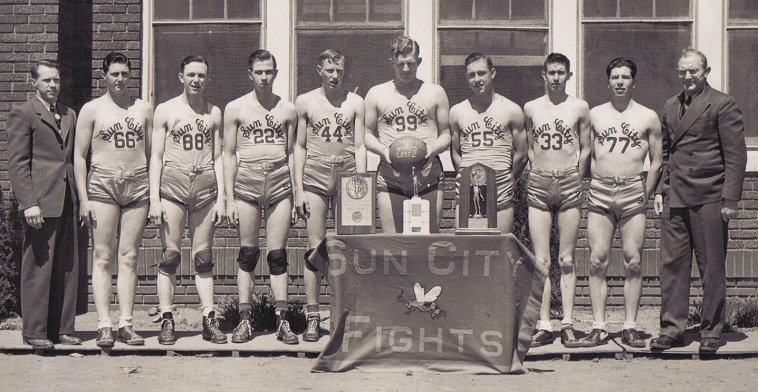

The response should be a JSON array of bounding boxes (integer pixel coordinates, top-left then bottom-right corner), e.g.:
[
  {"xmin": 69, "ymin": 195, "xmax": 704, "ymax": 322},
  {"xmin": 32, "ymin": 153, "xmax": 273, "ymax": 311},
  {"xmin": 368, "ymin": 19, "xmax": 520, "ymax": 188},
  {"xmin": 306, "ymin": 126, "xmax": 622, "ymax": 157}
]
[
  {"xmin": 165, "ymin": 161, "xmax": 214, "ymax": 173},
  {"xmin": 531, "ymin": 166, "xmax": 578, "ymax": 177},
  {"xmin": 592, "ymin": 173, "xmax": 643, "ymax": 186},
  {"xmin": 238, "ymin": 158, "xmax": 287, "ymax": 171}
]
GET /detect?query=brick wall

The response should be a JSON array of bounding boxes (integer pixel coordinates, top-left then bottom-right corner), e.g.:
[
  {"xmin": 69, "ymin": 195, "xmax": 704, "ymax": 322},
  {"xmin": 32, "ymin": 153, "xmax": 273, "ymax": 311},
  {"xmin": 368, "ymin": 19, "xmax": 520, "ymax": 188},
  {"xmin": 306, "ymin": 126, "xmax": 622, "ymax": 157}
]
[{"xmin": 1, "ymin": 3, "xmax": 757, "ymax": 310}]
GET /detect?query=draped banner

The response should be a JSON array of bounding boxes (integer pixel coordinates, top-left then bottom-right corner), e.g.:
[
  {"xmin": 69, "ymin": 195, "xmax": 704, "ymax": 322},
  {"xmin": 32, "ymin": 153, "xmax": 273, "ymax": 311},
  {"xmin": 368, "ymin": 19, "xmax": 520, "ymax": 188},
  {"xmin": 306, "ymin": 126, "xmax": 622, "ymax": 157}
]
[{"xmin": 309, "ymin": 233, "xmax": 546, "ymax": 374}]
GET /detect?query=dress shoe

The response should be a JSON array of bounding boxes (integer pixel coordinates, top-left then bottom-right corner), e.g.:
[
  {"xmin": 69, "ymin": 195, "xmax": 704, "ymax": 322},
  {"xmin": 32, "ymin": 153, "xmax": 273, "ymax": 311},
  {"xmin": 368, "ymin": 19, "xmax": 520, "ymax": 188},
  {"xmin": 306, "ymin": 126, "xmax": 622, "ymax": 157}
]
[
  {"xmin": 23, "ymin": 338, "xmax": 54, "ymax": 349},
  {"xmin": 699, "ymin": 337, "xmax": 720, "ymax": 353},
  {"xmin": 649, "ymin": 335, "xmax": 683, "ymax": 350},
  {"xmin": 54, "ymin": 334, "xmax": 82, "ymax": 345}
]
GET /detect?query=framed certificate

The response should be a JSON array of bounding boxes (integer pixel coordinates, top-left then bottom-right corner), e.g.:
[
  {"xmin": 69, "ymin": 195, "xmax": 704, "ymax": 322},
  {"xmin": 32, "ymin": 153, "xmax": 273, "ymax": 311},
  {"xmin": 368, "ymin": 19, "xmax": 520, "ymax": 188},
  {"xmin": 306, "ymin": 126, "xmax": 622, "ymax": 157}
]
[{"xmin": 336, "ymin": 172, "xmax": 377, "ymax": 235}]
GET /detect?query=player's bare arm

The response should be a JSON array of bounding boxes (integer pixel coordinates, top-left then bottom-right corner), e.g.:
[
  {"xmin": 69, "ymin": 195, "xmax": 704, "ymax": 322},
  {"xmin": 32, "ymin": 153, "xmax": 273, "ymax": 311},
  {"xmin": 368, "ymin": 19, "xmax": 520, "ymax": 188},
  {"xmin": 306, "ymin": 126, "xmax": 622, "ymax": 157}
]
[
  {"xmin": 210, "ymin": 105, "xmax": 226, "ymax": 225},
  {"xmin": 645, "ymin": 110, "xmax": 663, "ymax": 201},
  {"xmin": 428, "ymin": 84, "xmax": 451, "ymax": 160},
  {"xmin": 350, "ymin": 93, "xmax": 367, "ymax": 173},
  {"xmin": 148, "ymin": 102, "xmax": 170, "ymax": 226},
  {"xmin": 141, "ymin": 100, "xmax": 155, "ymax": 167},
  {"xmin": 363, "ymin": 84, "xmax": 391, "ymax": 163},
  {"xmin": 222, "ymin": 99, "xmax": 241, "ymax": 225},
  {"xmin": 282, "ymin": 101, "xmax": 298, "ymax": 223},
  {"xmin": 449, "ymin": 104, "xmax": 462, "ymax": 172},
  {"xmin": 293, "ymin": 92, "xmax": 312, "ymax": 218},
  {"xmin": 73, "ymin": 100, "xmax": 98, "ymax": 228},
  {"xmin": 523, "ymin": 101, "xmax": 537, "ymax": 166},
  {"xmin": 509, "ymin": 102, "xmax": 528, "ymax": 179},
  {"xmin": 577, "ymin": 101, "xmax": 592, "ymax": 179}
]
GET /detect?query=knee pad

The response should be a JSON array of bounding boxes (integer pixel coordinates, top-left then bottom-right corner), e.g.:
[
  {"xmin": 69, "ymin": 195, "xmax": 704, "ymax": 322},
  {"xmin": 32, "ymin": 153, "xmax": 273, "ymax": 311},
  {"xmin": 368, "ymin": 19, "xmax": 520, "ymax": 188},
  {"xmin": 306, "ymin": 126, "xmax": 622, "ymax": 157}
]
[
  {"xmin": 267, "ymin": 248, "xmax": 288, "ymax": 276},
  {"xmin": 194, "ymin": 248, "xmax": 214, "ymax": 274},
  {"xmin": 304, "ymin": 248, "xmax": 318, "ymax": 272},
  {"xmin": 159, "ymin": 248, "xmax": 181, "ymax": 275},
  {"xmin": 238, "ymin": 246, "xmax": 261, "ymax": 273}
]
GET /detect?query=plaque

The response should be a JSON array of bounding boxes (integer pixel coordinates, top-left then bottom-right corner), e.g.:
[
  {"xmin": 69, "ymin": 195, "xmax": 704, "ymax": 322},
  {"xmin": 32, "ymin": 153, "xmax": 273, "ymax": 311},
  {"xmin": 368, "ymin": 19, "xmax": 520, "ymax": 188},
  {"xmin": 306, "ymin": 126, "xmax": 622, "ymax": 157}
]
[
  {"xmin": 457, "ymin": 163, "xmax": 497, "ymax": 232},
  {"xmin": 336, "ymin": 172, "xmax": 377, "ymax": 235}
]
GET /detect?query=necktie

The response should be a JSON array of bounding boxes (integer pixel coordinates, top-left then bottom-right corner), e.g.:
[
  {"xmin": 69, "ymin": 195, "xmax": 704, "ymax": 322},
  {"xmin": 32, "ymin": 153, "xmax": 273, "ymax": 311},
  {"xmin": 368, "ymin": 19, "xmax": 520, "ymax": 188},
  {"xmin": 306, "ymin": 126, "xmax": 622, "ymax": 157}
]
[
  {"xmin": 681, "ymin": 95, "xmax": 692, "ymax": 116},
  {"xmin": 50, "ymin": 104, "xmax": 61, "ymax": 127}
]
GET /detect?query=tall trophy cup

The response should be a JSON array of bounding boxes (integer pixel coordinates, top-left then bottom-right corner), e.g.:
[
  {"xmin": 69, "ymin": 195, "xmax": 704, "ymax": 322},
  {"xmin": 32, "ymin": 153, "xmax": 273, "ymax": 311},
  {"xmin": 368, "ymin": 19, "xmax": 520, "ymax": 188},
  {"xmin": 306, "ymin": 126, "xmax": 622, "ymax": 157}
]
[{"xmin": 456, "ymin": 163, "xmax": 498, "ymax": 234}]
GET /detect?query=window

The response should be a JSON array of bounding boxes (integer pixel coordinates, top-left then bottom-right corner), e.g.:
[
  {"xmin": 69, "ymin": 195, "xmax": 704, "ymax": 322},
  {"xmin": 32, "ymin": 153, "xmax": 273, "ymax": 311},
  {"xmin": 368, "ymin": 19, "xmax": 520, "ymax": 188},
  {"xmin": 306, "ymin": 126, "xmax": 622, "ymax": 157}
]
[
  {"xmin": 727, "ymin": 0, "xmax": 758, "ymax": 142},
  {"xmin": 151, "ymin": 0, "xmax": 262, "ymax": 108},
  {"xmin": 437, "ymin": 0, "xmax": 549, "ymax": 108},
  {"xmin": 582, "ymin": 0, "xmax": 692, "ymax": 111},
  {"xmin": 294, "ymin": 0, "xmax": 404, "ymax": 97}
]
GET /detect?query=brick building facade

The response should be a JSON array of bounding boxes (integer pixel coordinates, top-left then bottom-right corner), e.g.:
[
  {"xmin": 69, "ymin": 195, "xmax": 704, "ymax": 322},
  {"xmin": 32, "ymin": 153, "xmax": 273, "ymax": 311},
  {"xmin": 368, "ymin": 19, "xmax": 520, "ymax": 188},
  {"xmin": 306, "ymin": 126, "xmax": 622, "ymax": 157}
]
[{"xmin": 1, "ymin": 0, "xmax": 757, "ymax": 309}]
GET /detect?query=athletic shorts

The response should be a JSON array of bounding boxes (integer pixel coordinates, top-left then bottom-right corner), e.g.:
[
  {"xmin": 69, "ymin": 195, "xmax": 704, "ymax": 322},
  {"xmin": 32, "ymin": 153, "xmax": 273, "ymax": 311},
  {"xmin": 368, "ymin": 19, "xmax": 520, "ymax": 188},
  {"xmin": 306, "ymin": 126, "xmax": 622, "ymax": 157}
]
[
  {"xmin": 527, "ymin": 166, "xmax": 583, "ymax": 212},
  {"xmin": 455, "ymin": 169, "xmax": 514, "ymax": 211},
  {"xmin": 303, "ymin": 155, "xmax": 356, "ymax": 197},
  {"xmin": 87, "ymin": 165, "xmax": 149, "ymax": 208},
  {"xmin": 160, "ymin": 162, "xmax": 217, "ymax": 211},
  {"xmin": 376, "ymin": 156, "xmax": 443, "ymax": 197},
  {"xmin": 587, "ymin": 174, "xmax": 646, "ymax": 222},
  {"xmin": 234, "ymin": 159, "xmax": 291, "ymax": 208}
]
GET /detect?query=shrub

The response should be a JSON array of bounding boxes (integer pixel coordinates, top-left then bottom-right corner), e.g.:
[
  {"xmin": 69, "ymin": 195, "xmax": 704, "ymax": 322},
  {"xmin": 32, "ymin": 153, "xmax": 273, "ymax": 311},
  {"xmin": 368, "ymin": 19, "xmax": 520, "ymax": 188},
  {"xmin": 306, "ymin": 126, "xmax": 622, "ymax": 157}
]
[
  {"xmin": 0, "ymin": 200, "xmax": 18, "ymax": 318},
  {"xmin": 216, "ymin": 292, "xmax": 307, "ymax": 333},
  {"xmin": 688, "ymin": 297, "xmax": 758, "ymax": 332}
]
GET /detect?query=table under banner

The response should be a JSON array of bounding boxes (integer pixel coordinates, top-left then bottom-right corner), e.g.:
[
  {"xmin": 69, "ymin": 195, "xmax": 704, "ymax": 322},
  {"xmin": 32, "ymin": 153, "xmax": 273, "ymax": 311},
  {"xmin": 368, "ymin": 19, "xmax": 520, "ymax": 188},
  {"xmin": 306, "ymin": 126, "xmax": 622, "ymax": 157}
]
[{"xmin": 308, "ymin": 233, "xmax": 546, "ymax": 374}]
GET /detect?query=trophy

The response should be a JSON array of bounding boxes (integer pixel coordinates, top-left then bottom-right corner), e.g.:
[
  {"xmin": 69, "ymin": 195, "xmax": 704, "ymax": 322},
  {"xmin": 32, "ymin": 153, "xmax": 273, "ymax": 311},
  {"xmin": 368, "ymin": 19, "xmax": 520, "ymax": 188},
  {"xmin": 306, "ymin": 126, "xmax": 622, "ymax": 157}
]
[
  {"xmin": 336, "ymin": 173, "xmax": 377, "ymax": 235},
  {"xmin": 456, "ymin": 163, "xmax": 497, "ymax": 233},
  {"xmin": 402, "ymin": 167, "xmax": 430, "ymax": 234}
]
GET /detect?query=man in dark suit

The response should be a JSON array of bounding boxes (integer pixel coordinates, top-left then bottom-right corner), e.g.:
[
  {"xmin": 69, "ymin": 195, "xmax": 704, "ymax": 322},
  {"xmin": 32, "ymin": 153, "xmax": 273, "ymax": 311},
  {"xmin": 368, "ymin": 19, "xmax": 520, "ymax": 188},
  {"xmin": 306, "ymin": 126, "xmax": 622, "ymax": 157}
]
[
  {"xmin": 651, "ymin": 49, "xmax": 747, "ymax": 353},
  {"xmin": 7, "ymin": 60, "xmax": 81, "ymax": 349}
]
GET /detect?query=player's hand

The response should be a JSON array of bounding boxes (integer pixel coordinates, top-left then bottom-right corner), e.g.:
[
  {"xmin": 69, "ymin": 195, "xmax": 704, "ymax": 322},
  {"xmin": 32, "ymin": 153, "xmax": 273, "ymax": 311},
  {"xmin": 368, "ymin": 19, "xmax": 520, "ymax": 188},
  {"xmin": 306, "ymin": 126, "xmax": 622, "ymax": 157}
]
[
  {"xmin": 653, "ymin": 194, "xmax": 664, "ymax": 216},
  {"xmin": 79, "ymin": 200, "xmax": 96, "ymax": 229},
  {"xmin": 23, "ymin": 206, "xmax": 44, "ymax": 229},
  {"xmin": 148, "ymin": 200, "xmax": 166, "ymax": 226},
  {"xmin": 424, "ymin": 141, "xmax": 436, "ymax": 160},
  {"xmin": 294, "ymin": 191, "xmax": 310, "ymax": 220},
  {"xmin": 721, "ymin": 199, "xmax": 739, "ymax": 222},
  {"xmin": 382, "ymin": 147, "xmax": 392, "ymax": 165},
  {"xmin": 226, "ymin": 199, "xmax": 239, "ymax": 226},
  {"xmin": 212, "ymin": 200, "xmax": 226, "ymax": 226}
]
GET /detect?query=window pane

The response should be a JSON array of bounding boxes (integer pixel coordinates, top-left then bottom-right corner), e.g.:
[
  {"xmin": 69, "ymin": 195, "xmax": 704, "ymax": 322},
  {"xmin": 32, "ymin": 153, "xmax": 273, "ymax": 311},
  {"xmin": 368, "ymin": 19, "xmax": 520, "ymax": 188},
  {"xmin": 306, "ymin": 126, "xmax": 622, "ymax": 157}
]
[
  {"xmin": 440, "ymin": 0, "xmax": 473, "ymax": 20},
  {"xmin": 370, "ymin": 0, "xmax": 403, "ymax": 22},
  {"xmin": 155, "ymin": 0, "xmax": 189, "ymax": 20},
  {"xmin": 583, "ymin": 23, "xmax": 691, "ymax": 111},
  {"xmin": 619, "ymin": 0, "xmax": 652, "ymax": 18},
  {"xmin": 192, "ymin": 0, "xmax": 225, "ymax": 19},
  {"xmin": 334, "ymin": 0, "xmax": 367, "ymax": 22},
  {"xmin": 228, "ymin": 0, "xmax": 261, "ymax": 19},
  {"xmin": 729, "ymin": 0, "xmax": 758, "ymax": 21},
  {"xmin": 512, "ymin": 0, "xmax": 546, "ymax": 20},
  {"xmin": 154, "ymin": 24, "xmax": 261, "ymax": 108},
  {"xmin": 439, "ymin": 30, "xmax": 548, "ymax": 107},
  {"xmin": 296, "ymin": 30, "xmax": 403, "ymax": 97},
  {"xmin": 475, "ymin": 0, "xmax": 509, "ymax": 20},
  {"xmin": 298, "ymin": 0, "xmax": 331, "ymax": 22},
  {"xmin": 729, "ymin": 30, "xmax": 758, "ymax": 139},
  {"xmin": 656, "ymin": 0, "xmax": 690, "ymax": 18},
  {"xmin": 583, "ymin": 0, "xmax": 617, "ymax": 18}
]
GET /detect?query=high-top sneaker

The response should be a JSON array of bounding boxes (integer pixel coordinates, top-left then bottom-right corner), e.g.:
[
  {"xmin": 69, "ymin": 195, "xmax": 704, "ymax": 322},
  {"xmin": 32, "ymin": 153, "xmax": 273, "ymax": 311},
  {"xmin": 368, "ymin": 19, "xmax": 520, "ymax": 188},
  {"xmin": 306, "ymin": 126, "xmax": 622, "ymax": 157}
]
[
  {"xmin": 276, "ymin": 318, "xmax": 299, "ymax": 345},
  {"xmin": 202, "ymin": 311, "xmax": 228, "ymax": 344},
  {"xmin": 158, "ymin": 312, "xmax": 176, "ymax": 345},
  {"xmin": 231, "ymin": 311, "xmax": 253, "ymax": 343},
  {"xmin": 302, "ymin": 314, "xmax": 321, "ymax": 342}
]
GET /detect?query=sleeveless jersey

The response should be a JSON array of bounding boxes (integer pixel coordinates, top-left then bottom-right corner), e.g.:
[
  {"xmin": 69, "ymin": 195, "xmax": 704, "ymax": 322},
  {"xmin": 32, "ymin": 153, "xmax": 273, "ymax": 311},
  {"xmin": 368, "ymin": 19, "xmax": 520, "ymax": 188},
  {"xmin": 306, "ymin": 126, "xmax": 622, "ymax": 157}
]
[
  {"xmin": 529, "ymin": 97, "xmax": 581, "ymax": 165},
  {"xmin": 376, "ymin": 84, "xmax": 438, "ymax": 148},
  {"xmin": 90, "ymin": 101, "xmax": 147, "ymax": 172},
  {"xmin": 235, "ymin": 100, "xmax": 288, "ymax": 163},
  {"xmin": 458, "ymin": 98, "xmax": 513, "ymax": 172},
  {"xmin": 305, "ymin": 95, "xmax": 356, "ymax": 159},
  {"xmin": 163, "ymin": 106, "xmax": 214, "ymax": 167}
]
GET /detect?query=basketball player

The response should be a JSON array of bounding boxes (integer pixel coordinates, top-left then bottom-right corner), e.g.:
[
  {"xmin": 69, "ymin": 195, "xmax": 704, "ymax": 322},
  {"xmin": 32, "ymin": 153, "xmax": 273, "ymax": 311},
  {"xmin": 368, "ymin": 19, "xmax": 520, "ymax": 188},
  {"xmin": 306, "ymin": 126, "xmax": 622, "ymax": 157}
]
[
  {"xmin": 148, "ymin": 55, "xmax": 226, "ymax": 345},
  {"xmin": 450, "ymin": 52, "xmax": 527, "ymax": 233},
  {"xmin": 526, "ymin": 53, "xmax": 591, "ymax": 348},
  {"xmin": 364, "ymin": 36, "xmax": 451, "ymax": 233},
  {"xmin": 293, "ymin": 49, "xmax": 366, "ymax": 342},
  {"xmin": 223, "ymin": 50, "xmax": 299, "ymax": 345},
  {"xmin": 581, "ymin": 58, "xmax": 662, "ymax": 348},
  {"xmin": 74, "ymin": 52, "xmax": 152, "ymax": 347}
]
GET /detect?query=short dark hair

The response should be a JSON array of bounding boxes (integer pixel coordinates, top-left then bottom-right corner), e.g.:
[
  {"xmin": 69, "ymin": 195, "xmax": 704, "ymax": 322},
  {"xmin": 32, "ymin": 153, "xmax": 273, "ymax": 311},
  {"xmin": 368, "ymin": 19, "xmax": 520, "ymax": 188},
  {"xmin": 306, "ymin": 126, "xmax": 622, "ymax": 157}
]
[
  {"xmin": 248, "ymin": 49, "xmax": 277, "ymax": 69},
  {"xmin": 464, "ymin": 52, "xmax": 494, "ymax": 70},
  {"xmin": 30, "ymin": 60, "xmax": 59, "ymax": 79},
  {"xmin": 180, "ymin": 55, "xmax": 209, "ymax": 73},
  {"xmin": 679, "ymin": 48, "xmax": 708, "ymax": 69},
  {"xmin": 102, "ymin": 51, "xmax": 131, "ymax": 73},
  {"xmin": 318, "ymin": 49, "xmax": 345, "ymax": 67},
  {"xmin": 544, "ymin": 52, "xmax": 570, "ymax": 72},
  {"xmin": 391, "ymin": 36, "xmax": 420, "ymax": 58},
  {"xmin": 606, "ymin": 57, "xmax": 637, "ymax": 79}
]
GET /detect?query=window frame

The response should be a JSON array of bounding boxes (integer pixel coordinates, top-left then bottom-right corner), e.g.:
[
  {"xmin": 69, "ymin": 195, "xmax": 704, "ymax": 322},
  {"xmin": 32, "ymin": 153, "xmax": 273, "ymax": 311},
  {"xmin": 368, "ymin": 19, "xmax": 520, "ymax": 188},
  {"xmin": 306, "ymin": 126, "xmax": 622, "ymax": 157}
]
[{"xmin": 725, "ymin": 0, "xmax": 758, "ymax": 147}]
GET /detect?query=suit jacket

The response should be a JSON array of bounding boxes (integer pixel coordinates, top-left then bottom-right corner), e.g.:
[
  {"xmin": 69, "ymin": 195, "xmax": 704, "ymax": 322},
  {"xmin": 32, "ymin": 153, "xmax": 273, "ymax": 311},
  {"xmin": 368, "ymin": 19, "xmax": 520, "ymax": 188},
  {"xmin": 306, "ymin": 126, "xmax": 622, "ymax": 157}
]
[
  {"xmin": 7, "ymin": 97, "xmax": 78, "ymax": 217},
  {"xmin": 656, "ymin": 84, "xmax": 747, "ymax": 208}
]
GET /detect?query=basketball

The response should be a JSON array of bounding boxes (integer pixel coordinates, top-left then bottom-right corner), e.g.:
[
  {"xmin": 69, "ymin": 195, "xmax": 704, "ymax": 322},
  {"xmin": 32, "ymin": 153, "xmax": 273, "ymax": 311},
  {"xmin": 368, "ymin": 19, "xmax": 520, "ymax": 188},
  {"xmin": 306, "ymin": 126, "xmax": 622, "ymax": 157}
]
[{"xmin": 389, "ymin": 136, "xmax": 427, "ymax": 173}]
